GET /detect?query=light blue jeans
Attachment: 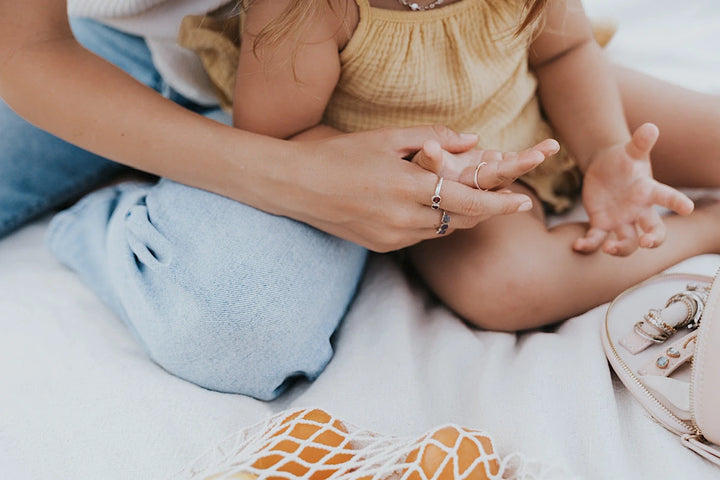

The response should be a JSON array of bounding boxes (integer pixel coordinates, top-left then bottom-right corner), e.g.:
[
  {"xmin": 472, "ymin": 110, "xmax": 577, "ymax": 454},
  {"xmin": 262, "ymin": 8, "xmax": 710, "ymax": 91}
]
[{"xmin": 0, "ymin": 18, "xmax": 367, "ymax": 400}]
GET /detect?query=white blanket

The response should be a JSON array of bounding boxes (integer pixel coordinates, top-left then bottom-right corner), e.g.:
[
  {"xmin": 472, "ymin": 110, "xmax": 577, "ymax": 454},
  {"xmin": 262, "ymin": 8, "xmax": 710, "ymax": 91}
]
[{"xmin": 2, "ymin": 1, "xmax": 719, "ymax": 478}]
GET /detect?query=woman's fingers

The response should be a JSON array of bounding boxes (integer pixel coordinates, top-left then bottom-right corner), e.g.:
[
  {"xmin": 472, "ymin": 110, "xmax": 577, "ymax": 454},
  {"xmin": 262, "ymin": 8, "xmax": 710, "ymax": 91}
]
[
  {"xmin": 467, "ymin": 139, "xmax": 558, "ymax": 190},
  {"xmin": 533, "ymin": 138, "xmax": 561, "ymax": 157},
  {"xmin": 416, "ymin": 206, "xmax": 499, "ymax": 233},
  {"xmin": 299, "ymin": 129, "xmax": 539, "ymax": 253},
  {"xmin": 465, "ymin": 150, "xmax": 503, "ymax": 189},
  {"xmin": 386, "ymin": 125, "xmax": 479, "ymax": 156},
  {"xmin": 418, "ymin": 178, "xmax": 533, "ymax": 222}
]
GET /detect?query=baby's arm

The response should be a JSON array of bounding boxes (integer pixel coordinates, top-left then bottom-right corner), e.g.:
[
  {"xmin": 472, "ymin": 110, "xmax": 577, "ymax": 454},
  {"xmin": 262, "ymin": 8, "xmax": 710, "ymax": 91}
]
[
  {"xmin": 529, "ymin": 0, "xmax": 626, "ymax": 170},
  {"xmin": 233, "ymin": 0, "xmax": 347, "ymax": 139},
  {"xmin": 411, "ymin": 139, "xmax": 558, "ymax": 191},
  {"xmin": 529, "ymin": 0, "xmax": 693, "ymax": 255}
]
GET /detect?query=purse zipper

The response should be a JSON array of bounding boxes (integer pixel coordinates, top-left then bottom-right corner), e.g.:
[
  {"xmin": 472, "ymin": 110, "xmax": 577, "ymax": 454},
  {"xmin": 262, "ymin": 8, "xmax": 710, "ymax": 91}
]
[
  {"xmin": 686, "ymin": 267, "xmax": 720, "ymax": 442},
  {"xmin": 605, "ymin": 319, "xmax": 698, "ymax": 435}
]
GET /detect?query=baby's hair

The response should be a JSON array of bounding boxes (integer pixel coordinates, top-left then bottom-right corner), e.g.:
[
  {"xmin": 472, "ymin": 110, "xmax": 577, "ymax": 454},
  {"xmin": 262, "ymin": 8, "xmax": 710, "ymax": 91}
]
[
  {"xmin": 519, "ymin": 0, "xmax": 548, "ymax": 34},
  {"xmin": 243, "ymin": 0, "xmax": 548, "ymax": 56},
  {"xmin": 240, "ymin": 0, "xmax": 345, "ymax": 57}
]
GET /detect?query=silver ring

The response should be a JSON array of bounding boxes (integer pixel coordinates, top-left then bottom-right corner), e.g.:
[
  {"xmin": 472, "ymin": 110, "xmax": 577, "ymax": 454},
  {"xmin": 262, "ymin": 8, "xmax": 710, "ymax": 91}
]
[
  {"xmin": 436, "ymin": 210, "xmax": 450, "ymax": 235},
  {"xmin": 633, "ymin": 321, "xmax": 665, "ymax": 343},
  {"xmin": 665, "ymin": 283, "xmax": 710, "ymax": 330},
  {"xmin": 473, "ymin": 161, "xmax": 488, "ymax": 190},
  {"xmin": 431, "ymin": 177, "xmax": 444, "ymax": 210}
]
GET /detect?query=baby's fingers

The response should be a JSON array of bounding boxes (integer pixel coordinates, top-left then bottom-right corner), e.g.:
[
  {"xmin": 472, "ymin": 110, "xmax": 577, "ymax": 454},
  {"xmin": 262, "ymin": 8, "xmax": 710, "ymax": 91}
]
[
  {"xmin": 650, "ymin": 182, "xmax": 694, "ymax": 216},
  {"xmin": 603, "ymin": 223, "xmax": 639, "ymax": 257},
  {"xmin": 637, "ymin": 209, "xmax": 666, "ymax": 249},
  {"xmin": 573, "ymin": 227, "xmax": 607, "ymax": 253},
  {"xmin": 412, "ymin": 140, "xmax": 445, "ymax": 175}
]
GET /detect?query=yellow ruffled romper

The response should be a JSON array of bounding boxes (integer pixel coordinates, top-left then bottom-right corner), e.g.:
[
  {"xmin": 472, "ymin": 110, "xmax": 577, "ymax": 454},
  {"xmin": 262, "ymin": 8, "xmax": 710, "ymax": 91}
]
[{"xmin": 180, "ymin": 0, "xmax": 611, "ymax": 212}]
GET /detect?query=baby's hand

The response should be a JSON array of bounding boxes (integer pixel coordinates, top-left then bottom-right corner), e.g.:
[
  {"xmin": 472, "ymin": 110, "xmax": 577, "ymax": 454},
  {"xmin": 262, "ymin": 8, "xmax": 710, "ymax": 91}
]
[
  {"xmin": 574, "ymin": 123, "xmax": 694, "ymax": 256},
  {"xmin": 412, "ymin": 138, "xmax": 559, "ymax": 190}
]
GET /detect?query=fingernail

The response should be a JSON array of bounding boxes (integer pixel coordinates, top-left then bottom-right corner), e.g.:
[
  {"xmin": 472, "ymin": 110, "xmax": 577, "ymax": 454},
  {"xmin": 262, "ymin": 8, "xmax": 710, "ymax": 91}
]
[
  {"xmin": 517, "ymin": 201, "xmax": 533, "ymax": 212},
  {"xmin": 460, "ymin": 133, "xmax": 478, "ymax": 141}
]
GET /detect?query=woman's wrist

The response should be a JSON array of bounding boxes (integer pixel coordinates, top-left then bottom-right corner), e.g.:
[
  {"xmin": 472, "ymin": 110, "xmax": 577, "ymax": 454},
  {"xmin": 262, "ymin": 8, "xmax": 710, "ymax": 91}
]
[{"xmin": 204, "ymin": 127, "xmax": 300, "ymax": 215}]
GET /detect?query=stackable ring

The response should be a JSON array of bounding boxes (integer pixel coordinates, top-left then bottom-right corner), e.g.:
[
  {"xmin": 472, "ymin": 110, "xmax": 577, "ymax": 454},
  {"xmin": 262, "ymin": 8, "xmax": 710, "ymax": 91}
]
[
  {"xmin": 436, "ymin": 210, "xmax": 450, "ymax": 235},
  {"xmin": 664, "ymin": 294, "xmax": 695, "ymax": 329},
  {"xmin": 473, "ymin": 161, "xmax": 488, "ymax": 190},
  {"xmin": 633, "ymin": 321, "xmax": 666, "ymax": 343},
  {"xmin": 644, "ymin": 308, "xmax": 676, "ymax": 339},
  {"xmin": 665, "ymin": 283, "xmax": 710, "ymax": 330},
  {"xmin": 431, "ymin": 177, "xmax": 444, "ymax": 210}
]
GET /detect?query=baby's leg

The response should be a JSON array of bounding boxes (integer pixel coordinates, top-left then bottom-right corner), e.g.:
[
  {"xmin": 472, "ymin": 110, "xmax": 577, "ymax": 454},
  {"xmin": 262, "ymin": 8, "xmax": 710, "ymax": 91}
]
[
  {"xmin": 615, "ymin": 66, "xmax": 720, "ymax": 187},
  {"xmin": 409, "ymin": 184, "xmax": 720, "ymax": 331}
]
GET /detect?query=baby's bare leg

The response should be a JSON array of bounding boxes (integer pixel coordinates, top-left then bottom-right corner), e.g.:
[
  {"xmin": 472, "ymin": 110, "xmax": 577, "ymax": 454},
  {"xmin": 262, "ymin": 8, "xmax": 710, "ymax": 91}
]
[
  {"xmin": 409, "ymin": 184, "xmax": 720, "ymax": 331},
  {"xmin": 615, "ymin": 66, "xmax": 720, "ymax": 187}
]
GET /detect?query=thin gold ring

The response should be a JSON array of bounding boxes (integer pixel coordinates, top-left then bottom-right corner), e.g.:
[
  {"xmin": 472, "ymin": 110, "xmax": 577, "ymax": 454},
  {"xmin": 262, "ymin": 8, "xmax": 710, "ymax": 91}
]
[{"xmin": 473, "ymin": 161, "xmax": 488, "ymax": 190}]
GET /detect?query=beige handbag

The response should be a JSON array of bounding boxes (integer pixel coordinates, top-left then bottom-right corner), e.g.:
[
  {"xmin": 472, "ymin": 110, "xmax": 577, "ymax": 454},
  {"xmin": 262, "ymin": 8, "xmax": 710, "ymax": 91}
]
[{"xmin": 603, "ymin": 271, "xmax": 720, "ymax": 465}]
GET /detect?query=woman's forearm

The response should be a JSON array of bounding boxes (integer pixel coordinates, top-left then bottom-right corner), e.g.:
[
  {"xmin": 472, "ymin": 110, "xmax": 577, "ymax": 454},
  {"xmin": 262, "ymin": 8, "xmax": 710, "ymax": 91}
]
[
  {"xmin": 0, "ymin": 36, "xmax": 300, "ymax": 216},
  {"xmin": 0, "ymin": 1, "xmax": 538, "ymax": 253},
  {"xmin": 291, "ymin": 125, "xmax": 345, "ymax": 141}
]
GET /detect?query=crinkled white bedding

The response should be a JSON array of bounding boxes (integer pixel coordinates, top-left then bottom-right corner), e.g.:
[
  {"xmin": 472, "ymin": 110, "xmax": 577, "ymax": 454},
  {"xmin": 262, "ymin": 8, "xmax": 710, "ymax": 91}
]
[{"xmin": 1, "ymin": 1, "xmax": 719, "ymax": 478}]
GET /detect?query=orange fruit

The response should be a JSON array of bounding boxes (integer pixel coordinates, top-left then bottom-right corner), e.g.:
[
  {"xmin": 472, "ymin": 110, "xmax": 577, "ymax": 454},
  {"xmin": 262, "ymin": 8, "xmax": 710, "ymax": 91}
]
[
  {"xmin": 251, "ymin": 408, "xmax": 355, "ymax": 480},
  {"xmin": 405, "ymin": 426, "xmax": 499, "ymax": 480}
]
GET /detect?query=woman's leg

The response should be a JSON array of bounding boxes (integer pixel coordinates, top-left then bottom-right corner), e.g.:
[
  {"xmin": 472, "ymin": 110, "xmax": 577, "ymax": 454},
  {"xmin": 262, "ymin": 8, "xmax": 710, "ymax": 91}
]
[
  {"xmin": 0, "ymin": 98, "xmax": 128, "ymax": 237},
  {"xmin": 47, "ymin": 178, "xmax": 367, "ymax": 400},
  {"xmin": 408, "ymin": 184, "xmax": 720, "ymax": 332},
  {"xmin": 0, "ymin": 19, "xmax": 169, "ymax": 239},
  {"xmin": 614, "ymin": 65, "xmax": 720, "ymax": 186}
]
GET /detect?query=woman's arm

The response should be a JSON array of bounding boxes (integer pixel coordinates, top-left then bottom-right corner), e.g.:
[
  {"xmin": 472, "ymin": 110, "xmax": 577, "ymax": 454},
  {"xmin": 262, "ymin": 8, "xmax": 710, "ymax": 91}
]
[
  {"xmin": 0, "ymin": 0, "xmax": 535, "ymax": 252},
  {"xmin": 0, "ymin": 0, "xmax": 293, "ymax": 208}
]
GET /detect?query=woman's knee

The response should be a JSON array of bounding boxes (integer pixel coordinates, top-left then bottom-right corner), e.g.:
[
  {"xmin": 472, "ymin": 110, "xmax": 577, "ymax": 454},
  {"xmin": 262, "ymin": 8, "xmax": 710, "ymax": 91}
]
[
  {"xmin": 143, "ymin": 307, "xmax": 339, "ymax": 400},
  {"xmin": 130, "ymin": 246, "xmax": 365, "ymax": 399},
  {"xmin": 111, "ymin": 180, "xmax": 368, "ymax": 398}
]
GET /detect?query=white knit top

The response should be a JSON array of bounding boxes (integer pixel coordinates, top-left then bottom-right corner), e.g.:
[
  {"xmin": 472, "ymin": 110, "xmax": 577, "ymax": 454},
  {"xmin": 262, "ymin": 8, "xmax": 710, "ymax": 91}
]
[{"xmin": 68, "ymin": 0, "xmax": 231, "ymax": 105}]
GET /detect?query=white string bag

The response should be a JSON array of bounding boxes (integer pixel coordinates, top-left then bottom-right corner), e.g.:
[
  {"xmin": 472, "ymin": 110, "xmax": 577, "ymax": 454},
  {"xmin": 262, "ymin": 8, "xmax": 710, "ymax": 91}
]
[{"xmin": 177, "ymin": 408, "xmax": 577, "ymax": 480}]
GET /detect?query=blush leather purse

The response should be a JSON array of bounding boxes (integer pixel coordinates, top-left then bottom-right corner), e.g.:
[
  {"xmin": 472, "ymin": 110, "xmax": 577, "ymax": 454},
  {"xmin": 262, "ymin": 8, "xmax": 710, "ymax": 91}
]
[{"xmin": 602, "ymin": 271, "xmax": 720, "ymax": 465}]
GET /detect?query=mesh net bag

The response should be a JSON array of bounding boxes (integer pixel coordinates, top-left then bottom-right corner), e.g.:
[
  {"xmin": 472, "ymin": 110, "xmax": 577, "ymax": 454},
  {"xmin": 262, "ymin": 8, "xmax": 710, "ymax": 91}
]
[{"xmin": 177, "ymin": 408, "xmax": 576, "ymax": 480}]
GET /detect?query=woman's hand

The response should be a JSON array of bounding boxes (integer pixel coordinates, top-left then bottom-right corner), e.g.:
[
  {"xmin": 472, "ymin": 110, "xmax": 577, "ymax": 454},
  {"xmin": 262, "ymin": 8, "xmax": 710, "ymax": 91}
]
[
  {"xmin": 411, "ymin": 138, "xmax": 559, "ymax": 190},
  {"xmin": 279, "ymin": 126, "xmax": 536, "ymax": 252},
  {"xmin": 574, "ymin": 123, "xmax": 694, "ymax": 256}
]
